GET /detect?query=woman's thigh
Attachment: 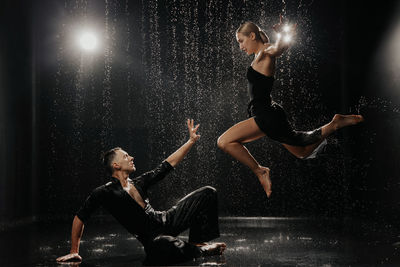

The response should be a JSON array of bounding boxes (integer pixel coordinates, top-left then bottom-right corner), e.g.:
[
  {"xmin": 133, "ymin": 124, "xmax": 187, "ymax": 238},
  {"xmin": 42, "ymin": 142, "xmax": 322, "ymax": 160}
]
[{"xmin": 219, "ymin": 117, "xmax": 265, "ymax": 144}]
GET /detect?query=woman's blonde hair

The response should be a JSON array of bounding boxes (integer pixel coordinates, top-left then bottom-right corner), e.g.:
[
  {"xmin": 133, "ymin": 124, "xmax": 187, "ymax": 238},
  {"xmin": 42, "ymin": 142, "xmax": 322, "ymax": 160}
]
[{"xmin": 236, "ymin": 21, "xmax": 269, "ymax": 44}]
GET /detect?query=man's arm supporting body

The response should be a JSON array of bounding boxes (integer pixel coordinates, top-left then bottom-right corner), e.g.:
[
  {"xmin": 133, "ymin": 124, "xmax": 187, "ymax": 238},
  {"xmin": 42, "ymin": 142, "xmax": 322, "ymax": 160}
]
[{"xmin": 56, "ymin": 216, "xmax": 84, "ymax": 262}]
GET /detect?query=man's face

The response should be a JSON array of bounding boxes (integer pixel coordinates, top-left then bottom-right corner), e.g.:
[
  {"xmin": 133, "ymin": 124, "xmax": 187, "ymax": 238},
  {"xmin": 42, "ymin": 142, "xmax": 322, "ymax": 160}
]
[{"xmin": 113, "ymin": 149, "xmax": 136, "ymax": 173}]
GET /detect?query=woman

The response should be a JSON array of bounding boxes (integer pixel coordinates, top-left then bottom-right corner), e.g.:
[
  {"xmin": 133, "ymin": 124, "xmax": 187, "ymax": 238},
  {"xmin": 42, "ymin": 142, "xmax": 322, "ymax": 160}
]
[{"xmin": 217, "ymin": 16, "xmax": 364, "ymax": 197}]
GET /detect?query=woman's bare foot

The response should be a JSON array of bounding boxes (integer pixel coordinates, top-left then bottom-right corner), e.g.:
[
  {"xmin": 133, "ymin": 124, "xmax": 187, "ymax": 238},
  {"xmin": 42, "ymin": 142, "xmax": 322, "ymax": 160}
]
[
  {"xmin": 255, "ymin": 167, "xmax": 271, "ymax": 197},
  {"xmin": 191, "ymin": 242, "xmax": 208, "ymax": 247},
  {"xmin": 332, "ymin": 114, "xmax": 364, "ymax": 130},
  {"xmin": 199, "ymin": 242, "xmax": 227, "ymax": 256}
]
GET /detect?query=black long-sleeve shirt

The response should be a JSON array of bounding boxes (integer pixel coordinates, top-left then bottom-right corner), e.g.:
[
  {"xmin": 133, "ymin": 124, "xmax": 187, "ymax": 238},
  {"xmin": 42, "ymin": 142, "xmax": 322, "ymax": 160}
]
[{"xmin": 76, "ymin": 161, "xmax": 174, "ymax": 245}]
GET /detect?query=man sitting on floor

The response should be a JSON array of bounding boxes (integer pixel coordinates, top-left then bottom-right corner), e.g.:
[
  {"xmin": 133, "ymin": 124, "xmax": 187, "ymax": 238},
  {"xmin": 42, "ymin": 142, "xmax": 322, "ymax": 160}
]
[{"xmin": 57, "ymin": 119, "xmax": 226, "ymax": 265}]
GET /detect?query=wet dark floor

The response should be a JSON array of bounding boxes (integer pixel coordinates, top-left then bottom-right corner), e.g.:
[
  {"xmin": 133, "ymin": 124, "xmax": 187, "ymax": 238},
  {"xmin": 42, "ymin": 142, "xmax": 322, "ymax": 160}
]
[{"xmin": 1, "ymin": 217, "xmax": 400, "ymax": 266}]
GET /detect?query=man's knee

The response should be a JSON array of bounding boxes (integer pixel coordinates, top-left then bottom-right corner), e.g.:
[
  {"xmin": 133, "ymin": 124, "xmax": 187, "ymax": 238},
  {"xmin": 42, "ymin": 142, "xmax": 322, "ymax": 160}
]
[
  {"xmin": 196, "ymin": 186, "xmax": 217, "ymax": 200},
  {"xmin": 198, "ymin": 186, "xmax": 217, "ymax": 195}
]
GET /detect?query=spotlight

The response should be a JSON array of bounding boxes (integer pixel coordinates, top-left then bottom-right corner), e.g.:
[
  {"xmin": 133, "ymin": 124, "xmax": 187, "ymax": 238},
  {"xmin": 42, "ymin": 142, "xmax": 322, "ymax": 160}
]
[
  {"xmin": 78, "ymin": 32, "xmax": 98, "ymax": 51},
  {"xmin": 283, "ymin": 35, "xmax": 292, "ymax": 43},
  {"xmin": 283, "ymin": 25, "xmax": 290, "ymax": 32},
  {"xmin": 277, "ymin": 32, "xmax": 292, "ymax": 43}
]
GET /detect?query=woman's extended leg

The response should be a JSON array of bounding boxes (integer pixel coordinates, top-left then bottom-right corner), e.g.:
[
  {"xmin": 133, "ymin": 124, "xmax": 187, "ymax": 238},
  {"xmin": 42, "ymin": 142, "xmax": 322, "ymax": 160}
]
[
  {"xmin": 217, "ymin": 117, "xmax": 272, "ymax": 197},
  {"xmin": 283, "ymin": 114, "xmax": 364, "ymax": 158}
]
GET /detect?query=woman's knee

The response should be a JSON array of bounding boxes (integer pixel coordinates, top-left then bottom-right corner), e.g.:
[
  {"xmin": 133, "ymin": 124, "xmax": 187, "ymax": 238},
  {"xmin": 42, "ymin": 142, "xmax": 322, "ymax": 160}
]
[
  {"xmin": 295, "ymin": 153, "xmax": 306, "ymax": 159},
  {"xmin": 294, "ymin": 148, "xmax": 309, "ymax": 159},
  {"xmin": 285, "ymin": 145, "xmax": 308, "ymax": 159},
  {"xmin": 217, "ymin": 136, "xmax": 227, "ymax": 150}
]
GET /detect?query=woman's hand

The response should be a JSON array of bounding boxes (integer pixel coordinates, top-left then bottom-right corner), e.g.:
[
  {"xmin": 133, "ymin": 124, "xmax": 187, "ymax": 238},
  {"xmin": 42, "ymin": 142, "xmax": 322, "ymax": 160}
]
[
  {"xmin": 187, "ymin": 119, "xmax": 200, "ymax": 143},
  {"xmin": 272, "ymin": 14, "xmax": 286, "ymax": 33},
  {"xmin": 272, "ymin": 14, "xmax": 296, "ymax": 34}
]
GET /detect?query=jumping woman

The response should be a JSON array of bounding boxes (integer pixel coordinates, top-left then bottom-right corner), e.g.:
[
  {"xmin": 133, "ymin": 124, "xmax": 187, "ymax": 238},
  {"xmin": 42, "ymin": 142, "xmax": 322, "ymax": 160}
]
[{"xmin": 217, "ymin": 16, "xmax": 364, "ymax": 197}]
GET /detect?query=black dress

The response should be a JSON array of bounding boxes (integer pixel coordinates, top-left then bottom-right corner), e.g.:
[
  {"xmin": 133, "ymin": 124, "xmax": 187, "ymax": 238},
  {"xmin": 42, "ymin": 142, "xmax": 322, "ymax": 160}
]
[{"xmin": 247, "ymin": 66, "xmax": 321, "ymax": 146}]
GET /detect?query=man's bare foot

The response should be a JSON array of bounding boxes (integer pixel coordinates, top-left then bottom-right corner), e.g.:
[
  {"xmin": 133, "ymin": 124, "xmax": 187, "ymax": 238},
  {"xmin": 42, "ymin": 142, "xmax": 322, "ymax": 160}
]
[
  {"xmin": 199, "ymin": 242, "xmax": 227, "ymax": 256},
  {"xmin": 332, "ymin": 114, "xmax": 364, "ymax": 130},
  {"xmin": 255, "ymin": 167, "xmax": 271, "ymax": 197}
]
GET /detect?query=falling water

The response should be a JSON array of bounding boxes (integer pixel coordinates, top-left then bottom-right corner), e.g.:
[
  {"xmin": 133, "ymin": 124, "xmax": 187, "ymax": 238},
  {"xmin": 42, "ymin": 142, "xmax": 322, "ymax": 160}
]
[
  {"xmin": 181, "ymin": 0, "xmax": 192, "ymax": 117},
  {"xmin": 165, "ymin": 0, "xmax": 180, "ymax": 130},
  {"xmin": 101, "ymin": 0, "xmax": 114, "ymax": 149},
  {"xmin": 203, "ymin": 0, "xmax": 217, "ymax": 154},
  {"xmin": 43, "ymin": 0, "xmax": 388, "ymax": 216},
  {"xmin": 124, "ymin": 0, "xmax": 133, "ymax": 148},
  {"xmin": 226, "ymin": 0, "xmax": 240, "ymax": 120},
  {"xmin": 281, "ymin": 0, "xmax": 287, "ymax": 17},
  {"xmin": 47, "ymin": 15, "xmax": 64, "ymax": 213},
  {"xmin": 142, "ymin": 0, "xmax": 169, "ymax": 167},
  {"xmin": 180, "ymin": 0, "xmax": 198, "ymax": 191},
  {"xmin": 69, "ymin": 0, "xmax": 89, "ymax": 195}
]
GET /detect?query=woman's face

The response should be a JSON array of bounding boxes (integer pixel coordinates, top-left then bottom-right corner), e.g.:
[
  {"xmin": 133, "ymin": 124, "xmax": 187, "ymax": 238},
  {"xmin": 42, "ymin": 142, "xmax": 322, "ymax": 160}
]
[{"xmin": 236, "ymin": 32, "xmax": 256, "ymax": 55}]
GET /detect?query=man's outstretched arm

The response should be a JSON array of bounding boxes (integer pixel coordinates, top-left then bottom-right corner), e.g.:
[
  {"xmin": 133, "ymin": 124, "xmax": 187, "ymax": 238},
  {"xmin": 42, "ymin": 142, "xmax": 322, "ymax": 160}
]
[
  {"xmin": 166, "ymin": 119, "xmax": 200, "ymax": 167},
  {"xmin": 56, "ymin": 216, "xmax": 84, "ymax": 262}
]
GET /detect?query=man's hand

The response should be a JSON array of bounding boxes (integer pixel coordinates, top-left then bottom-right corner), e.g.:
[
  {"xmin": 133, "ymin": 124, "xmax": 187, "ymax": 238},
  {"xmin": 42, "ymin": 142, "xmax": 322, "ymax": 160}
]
[
  {"xmin": 56, "ymin": 253, "xmax": 82, "ymax": 263},
  {"xmin": 187, "ymin": 119, "xmax": 200, "ymax": 142},
  {"xmin": 56, "ymin": 216, "xmax": 84, "ymax": 264},
  {"xmin": 166, "ymin": 119, "xmax": 201, "ymax": 167}
]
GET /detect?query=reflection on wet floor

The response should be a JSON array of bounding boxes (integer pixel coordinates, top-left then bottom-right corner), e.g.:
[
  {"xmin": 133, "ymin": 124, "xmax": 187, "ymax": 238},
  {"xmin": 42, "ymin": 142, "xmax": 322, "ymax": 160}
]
[{"xmin": 1, "ymin": 217, "xmax": 400, "ymax": 266}]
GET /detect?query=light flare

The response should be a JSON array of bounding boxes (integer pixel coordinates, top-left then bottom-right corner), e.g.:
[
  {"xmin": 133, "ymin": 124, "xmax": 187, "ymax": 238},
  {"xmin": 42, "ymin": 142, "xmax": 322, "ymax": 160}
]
[{"xmin": 78, "ymin": 31, "xmax": 98, "ymax": 51}]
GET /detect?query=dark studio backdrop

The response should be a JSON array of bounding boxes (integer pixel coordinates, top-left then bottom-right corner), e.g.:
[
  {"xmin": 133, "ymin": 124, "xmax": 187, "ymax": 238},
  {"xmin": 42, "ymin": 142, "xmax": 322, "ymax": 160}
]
[{"xmin": 1, "ymin": 0, "xmax": 400, "ymax": 228}]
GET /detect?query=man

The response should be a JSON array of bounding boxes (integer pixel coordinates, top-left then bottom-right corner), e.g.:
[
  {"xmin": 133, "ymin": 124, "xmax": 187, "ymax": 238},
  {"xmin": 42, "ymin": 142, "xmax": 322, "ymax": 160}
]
[{"xmin": 57, "ymin": 119, "xmax": 226, "ymax": 265}]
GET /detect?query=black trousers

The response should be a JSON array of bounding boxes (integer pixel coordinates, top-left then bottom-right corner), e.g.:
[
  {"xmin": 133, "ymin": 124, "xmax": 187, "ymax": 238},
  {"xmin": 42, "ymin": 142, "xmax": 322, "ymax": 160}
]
[{"xmin": 143, "ymin": 186, "xmax": 220, "ymax": 266}]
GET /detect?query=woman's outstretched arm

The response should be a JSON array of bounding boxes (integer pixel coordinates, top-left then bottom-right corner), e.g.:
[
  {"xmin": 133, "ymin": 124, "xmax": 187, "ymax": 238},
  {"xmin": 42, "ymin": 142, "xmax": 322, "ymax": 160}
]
[{"xmin": 266, "ymin": 15, "xmax": 296, "ymax": 57}]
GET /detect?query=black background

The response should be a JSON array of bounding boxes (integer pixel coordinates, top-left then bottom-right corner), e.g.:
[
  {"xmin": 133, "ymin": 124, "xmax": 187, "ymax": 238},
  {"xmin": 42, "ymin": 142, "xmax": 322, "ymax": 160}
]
[{"xmin": 1, "ymin": 0, "xmax": 400, "ymax": 228}]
